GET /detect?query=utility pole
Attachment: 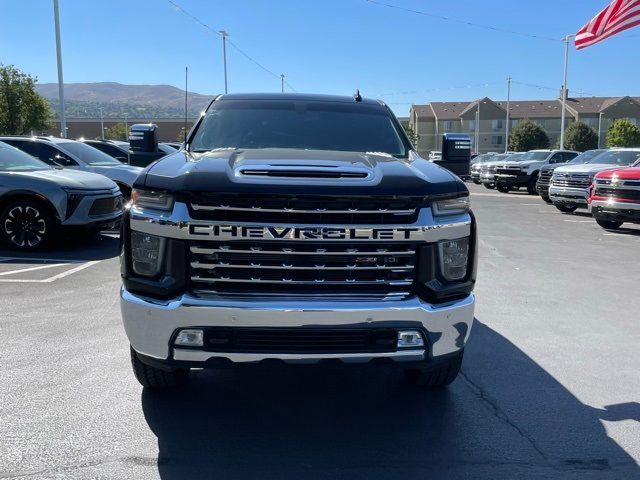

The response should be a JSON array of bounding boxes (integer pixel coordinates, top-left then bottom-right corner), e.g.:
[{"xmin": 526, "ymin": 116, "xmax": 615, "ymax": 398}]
[
  {"xmin": 505, "ymin": 76, "xmax": 512, "ymax": 153},
  {"xmin": 219, "ymin": 31, "xmax": 228, "ymax": 94},
  {"xmin": 53, "ymin": 0, "xmax": 66, "ymax": 138},
  {"xmin": 560, "ymin": 35, "xmax": 574, "ymax": 150},
  {"xmin": 99, "ymin": 107, "xmax": 104, "ymax": 139},
  {"xmin": 598, "ymin": 112, "xmax": 604, "ymax": 149},
  {"xmin": 281, "ymin": 74, "xmax": 285, "ymax": 93}
]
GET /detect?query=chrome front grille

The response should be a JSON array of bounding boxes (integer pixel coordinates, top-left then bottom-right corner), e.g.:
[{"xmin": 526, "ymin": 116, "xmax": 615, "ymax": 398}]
[
  {"xmin": 538, "ymin": 169, "xmax": 554, "ymax": 185},
  {"xmin": 189, "ymin": 241, "xmax": 418, "ymax": 299},
  {"xmin": 551, "ymin": 174, "xmax": 591, "ymax": 188},
  {"xmin": 185, "ymin": 194, "xmax": 421, "ymax": 225},
  {"xmin": 496, "ymin": 166, "xmax": 521, "ymax": 175}
]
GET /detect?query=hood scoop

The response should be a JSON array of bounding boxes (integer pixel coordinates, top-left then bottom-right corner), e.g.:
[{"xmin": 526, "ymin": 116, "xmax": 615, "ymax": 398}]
[{"xmin": 236, "ymin": 164, "xmax": 372, "ymax": 180}]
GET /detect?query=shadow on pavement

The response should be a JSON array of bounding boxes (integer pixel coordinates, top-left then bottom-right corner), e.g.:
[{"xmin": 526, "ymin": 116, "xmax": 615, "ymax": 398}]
[
  {"xmin": 141, "ymin": 321, "xmax": 639, "ymax": 480},
  {"xmin": 0, "ymin": 232, "xmax": 120, "ymax": 262}
]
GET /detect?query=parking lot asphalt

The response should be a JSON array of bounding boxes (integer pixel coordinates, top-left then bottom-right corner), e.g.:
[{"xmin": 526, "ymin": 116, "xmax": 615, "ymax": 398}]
[{"xmin": 0, "ymin": 183, "xmax": 638, "ymax": 480}]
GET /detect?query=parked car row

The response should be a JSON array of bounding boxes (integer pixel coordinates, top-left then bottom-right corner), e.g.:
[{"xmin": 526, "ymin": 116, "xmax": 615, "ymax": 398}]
[{"xmin": 471, "ymin": 148, "xmax": 640, "ymax": 232}]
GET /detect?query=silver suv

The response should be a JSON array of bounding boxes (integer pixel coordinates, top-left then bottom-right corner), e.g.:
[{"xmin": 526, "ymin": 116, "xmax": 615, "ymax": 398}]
[{"xmin": 0, "ymin": 141, "xmax": 123, "ymax": 250}]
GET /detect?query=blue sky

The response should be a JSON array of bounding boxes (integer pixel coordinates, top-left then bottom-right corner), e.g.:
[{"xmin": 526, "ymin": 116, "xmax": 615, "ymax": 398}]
[{"xmin": 1, "ymin": 0, "xmax": 638, "ymax": 115}]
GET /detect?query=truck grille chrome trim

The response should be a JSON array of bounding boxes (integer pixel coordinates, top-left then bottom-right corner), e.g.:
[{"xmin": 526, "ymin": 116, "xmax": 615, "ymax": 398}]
[
  {"xmin": 191, "ymin": 262, "xmax": 415, "ymax": 271},
  {"xmin": 190, "ymin": 245, "xmax": 415, "ymax": 256},
  {"xmin": 190, "ymin": 204, "xmax": 415, "ymax": 215},
  {"xmin": 190, "ymin": 276, "xmax": 414, "ymax": 286}
]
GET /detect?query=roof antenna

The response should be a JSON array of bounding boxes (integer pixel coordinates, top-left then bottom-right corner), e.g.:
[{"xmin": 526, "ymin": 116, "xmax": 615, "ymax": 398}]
[{"xmin": 354, "ymin": 89, "xmax": 362, "ymax": 102}]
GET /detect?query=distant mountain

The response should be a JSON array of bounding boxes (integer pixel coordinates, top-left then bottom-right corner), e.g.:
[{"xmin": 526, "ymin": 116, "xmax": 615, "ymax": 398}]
[{"xmin": 36, "ymin": 82, "xmax": 214, "ymax": 119}]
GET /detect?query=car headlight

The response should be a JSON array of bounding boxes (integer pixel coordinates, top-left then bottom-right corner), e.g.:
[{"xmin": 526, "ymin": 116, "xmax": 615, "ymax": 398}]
[
  {"xmin": 131, "ymin": 189, "xmax": 174, "ymax": 211},
  {"xmin": 131, "ymin": 231, "xmax": 165, "ymax": 277},
  {"xmin": 438, "ymin": 237, "xmax": 469, "ymax": 281},
  {"xmin": 432, "ymin": 196, "xmax": 470, "ymax": 216}
]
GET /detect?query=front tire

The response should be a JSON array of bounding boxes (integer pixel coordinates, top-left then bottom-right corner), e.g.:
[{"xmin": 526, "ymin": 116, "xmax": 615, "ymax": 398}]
[
  {"xmin": 527, "ymin": 175, "xmax": 539, "ymax": 195},
  {"xmin": 404, "ymin": 350, "xmax": 463, "ymax": 388},
  {"xmin": 496, "ymin": 183, "xmax": 511, "ymax": 193},
  {"xmin": 0, "ymin": 199, "xmax": 54, "ymax": 251},
  {"xmin": 130, "ymin": 347, "xmax": 188, "ymax": 389},
  {"xmin": 473, "ymin": 179, "xmax": 480, "ymax": 185},
  {"xmin": 483, "ymin": 183, "xmax": 495, "ymax": 190},
  {"xmin": 541, "ymin": 194, "xmax": 553, "ymax": 204},
  {"xmin": 555, "ymin": 204, "xmax": 578, "ymax": 213},
  {"xmin": 595, "ymin": 218, "xmax": 623, "ymax": 230}
]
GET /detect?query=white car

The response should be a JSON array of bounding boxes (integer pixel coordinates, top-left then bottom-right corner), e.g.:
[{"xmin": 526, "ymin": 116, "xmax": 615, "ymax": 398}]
[
  {"xmin": 549, "ymin": 148, "xmax": 640, "ymax": 212},
  {"xmin": 494, "ymin": 150, "xmax": 579, "ymax": 194},
  {"xmin": 0, "ymin": 136, "xmax": 143, "ymax": 198}
]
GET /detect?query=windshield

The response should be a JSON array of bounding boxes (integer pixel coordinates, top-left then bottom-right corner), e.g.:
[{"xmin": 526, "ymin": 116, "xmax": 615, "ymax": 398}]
[
  {"xmin": 472, "ymin": 153, "xmax": 494, "ymax": 163},
  {"xmin": 0, "ymin": 143, "xmax": 51, "ymax": 172},
  {"xmin": 515, "ymin": 151, "xmax": 550, "ymax": 161},
  {"xmin": 56, "ymin": 141, "xmax": 123, "ymax": 166},
  {"xmin": 505, "ymin": 153, "xmax": 527, "ymax": 162},
  {"xmin": 586, "ymin": 150, "xmax": 640, "ymax": 166},
  {"xmin": 568, "ymin": 149, "xmax": 606, "ymax": 164},
  {"xmin": 190, "ymin": 99, "xmax": 408, "ymax": 157}
]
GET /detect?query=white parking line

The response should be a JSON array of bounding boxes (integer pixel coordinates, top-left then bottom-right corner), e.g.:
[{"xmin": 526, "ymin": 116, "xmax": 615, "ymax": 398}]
[
  {"xmin": 0, "ymin": 260, "xmax": 100, "ymax": 283},
  {"xmin": 0, "ymin": 263, "xmax": 69, "ymax": 276},
  {"xmin": 563, "ymin": 219, "xmax": 593, "ymax": 223}
]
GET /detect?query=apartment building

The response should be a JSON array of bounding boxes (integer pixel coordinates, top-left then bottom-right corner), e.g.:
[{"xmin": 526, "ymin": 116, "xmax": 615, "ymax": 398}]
[{"xmin": 409, "ymin": 95, "xmax": 640, "ymax": 156}]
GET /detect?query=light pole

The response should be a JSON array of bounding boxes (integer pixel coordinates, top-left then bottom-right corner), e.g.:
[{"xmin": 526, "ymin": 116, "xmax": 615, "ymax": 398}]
[
  {"xmin": 598, "ymin": 112, "xmax": 604, "ymax": 148},
  {"xmin": 219, "ymin": 31, "xmax": 228, "ymax": 94},
  {"xmin": 560, "ymin": 34, "xmax": 575, "ymax": 150},
  {"xmin": 505, "ymin": 76, "xmax": 512, "ymax": 153},
  {"xmin": 53, "ymin": 0, "xmax": 66, "ymax": 138},
  {"xmin": 99, "ymin": 107, "xmax": 104, "ymax": 139},
  {"xmin": 475, "ymin": 106, "xmax": 479, "ymax": 153},
  {"xmin": 281, "ymin": 74, "xmax": 285, "ymax": 93}
]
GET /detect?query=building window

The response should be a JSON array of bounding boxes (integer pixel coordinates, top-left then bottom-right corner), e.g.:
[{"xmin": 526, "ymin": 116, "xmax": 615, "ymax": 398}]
[
  {"xmin": 510, "ymin": 119, "xmax": 519, "ymax": 128},
  {"xmin": 443, "ymin": 121, "xmax": 454, "ymax": 130},
  {"xmin": 468, "ymin": 120, "xmax": 476, "ymax": 131},
  {"xmin": 491, "ymin": 135, "xmax": 503, "ymax": 146},
  {"xmin": 492, "ymin": 119, "xmax": 503, "ymax": 130}
]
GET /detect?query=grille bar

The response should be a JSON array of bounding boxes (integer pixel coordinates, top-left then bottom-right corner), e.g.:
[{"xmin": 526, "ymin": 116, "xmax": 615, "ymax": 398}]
[
  {"xmin": 191, "ymin": 262, "xmax": 414, "ymax": 271},
  {"xmin": 191, "ymin": 276, "xmax": 414, "ymax": 285},
  {"xmin": 191, "ymin": 204, "xmax": 415, "ymax": 215},
  {"xmin": 190, "ymin": 246, "xmax": 415, "ymax": 256}
]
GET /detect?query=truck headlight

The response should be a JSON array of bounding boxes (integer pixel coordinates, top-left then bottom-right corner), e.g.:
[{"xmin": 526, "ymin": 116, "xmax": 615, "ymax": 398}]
[
  {"xmin": 438, "ymin": 237, "xmax": 469, "ymax": 281},
  {"xmin": 131, "ymin": 231, "xmax": 165, "ymax": 277},
  {"xmin": 432, "ymin": 196, "xmax": 470, "ymax": 216},
  {"xmin": 131, "ymin": 189, "xmax": 174, "ymax": 211}
]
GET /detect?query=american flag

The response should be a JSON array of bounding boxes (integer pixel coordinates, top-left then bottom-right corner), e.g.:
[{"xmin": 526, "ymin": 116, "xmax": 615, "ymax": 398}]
[{"xmin": 575, "ymin": 0, "xmax": 640, "ymax": 49}]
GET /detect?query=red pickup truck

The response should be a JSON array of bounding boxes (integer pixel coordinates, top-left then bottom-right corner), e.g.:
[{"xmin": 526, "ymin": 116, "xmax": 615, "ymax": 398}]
[{"xmin": 590, "ymin": 165, "xmax": 640, "ymax": 230}]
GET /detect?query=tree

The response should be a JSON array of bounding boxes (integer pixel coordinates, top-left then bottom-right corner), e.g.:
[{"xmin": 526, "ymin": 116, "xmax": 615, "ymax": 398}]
[
  {"xmin": 403, "ymin": 125, "xmax": 420, "ymax": 146},
  {"xmin": 606, "ymin": 119, "xmax": 640, "ymax": 147},
  {"xmin": 564, "ymin": 121, "xmax": 598, "ymax": 151},
  {"xmin": 508, "ymin": 120, "xmax": 550, "ymax": 152},
  {"xmin": 177, "ymin": 127, "xmax": 188, "ymax": 142},
  {"xmin": 104, "ymin": 122, "xmax": 128, "ymax": 141},
  {"xmin": 0, "ymin": 64, "xmax": 53, "ymax": 135}
]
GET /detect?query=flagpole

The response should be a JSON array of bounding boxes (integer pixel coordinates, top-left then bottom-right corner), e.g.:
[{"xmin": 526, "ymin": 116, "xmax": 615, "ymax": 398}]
[{"xmin": 560, "ymin": 34, "xmax": 574, "ymax": 150}]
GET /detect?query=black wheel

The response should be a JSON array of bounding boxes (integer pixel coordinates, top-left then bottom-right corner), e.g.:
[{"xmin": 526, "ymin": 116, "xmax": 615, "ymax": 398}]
[
  {"xmin": 473, "ymin": 179, "xmax": 480, "ymax": 185},
  {"xmin": 595, "ymin": 218, "xmax": 623, "ymax": 230},
  {"xmin": 483, "ymin": 183, "xmax": 495, "ymax": 190},
  {"xmin": 555, "ymin": 204, "xmax": 578, "ymax": 213},
  {"xmin": 404, "ymin": 350, "xmax": 463, "ymax": 388},
  {"xmin": 527, "ymin": 175, "xmax": 538, "ymax": 195},
  {"xmin": 496, "ymin": 183, "xmax": 511, "ymax": 193},
  {"xmin": 0, "ymin": 199, "xmax": 55, "ymax": 251},
  {"xmin": 130, "ymin": 346, "xmax": 188, "ymax": 389},
  {"xmin": 541, "ymin": 194, "xmax": 553, "ymax": 204}
]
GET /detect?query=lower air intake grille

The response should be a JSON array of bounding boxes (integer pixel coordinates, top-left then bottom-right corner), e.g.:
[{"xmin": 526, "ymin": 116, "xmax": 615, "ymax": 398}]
[{"xmin": 200, "ymin": 327, "xmax": 399, "ymax": 353}]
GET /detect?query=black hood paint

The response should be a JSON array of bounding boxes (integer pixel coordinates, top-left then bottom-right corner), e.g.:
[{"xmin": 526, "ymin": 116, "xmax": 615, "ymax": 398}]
[{"xmin": 138, "ymin": 149, "xmax": 466, "ymax": 198}]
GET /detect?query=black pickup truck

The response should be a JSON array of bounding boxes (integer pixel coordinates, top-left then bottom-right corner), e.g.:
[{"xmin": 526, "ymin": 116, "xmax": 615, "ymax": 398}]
[{"xmin": 120, "ymin": 93, "xmax": 477, "ymax": 390}]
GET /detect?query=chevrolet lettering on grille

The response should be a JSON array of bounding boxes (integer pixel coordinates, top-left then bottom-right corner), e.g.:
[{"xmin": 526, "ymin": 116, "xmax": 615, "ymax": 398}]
[{"xmin": 188, "ymin": 225, "xmax": 422, "ymax": 241}]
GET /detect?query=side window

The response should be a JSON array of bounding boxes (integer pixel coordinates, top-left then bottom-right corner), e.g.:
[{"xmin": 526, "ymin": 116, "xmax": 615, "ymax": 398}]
[
  {"xmin": 564, "ymin": 152, "xmax": 578, "ymax": 161},
  {"xmin": 549, "ymin": 152, "xmax": 564, "ymax": 164},
  {"xmin": 34, "ymin": 143, "xmax": 78, "ymax": 167},
  {"xmin": 4, "ymin": 140, "xmax": 38, "ymax": 157}
]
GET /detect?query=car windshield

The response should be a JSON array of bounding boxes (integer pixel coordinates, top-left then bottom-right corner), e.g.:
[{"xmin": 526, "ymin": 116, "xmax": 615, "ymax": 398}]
[
  {"xmin": 586, "ymin": 150, "xmax": 640, "ymax": 166},
  {"xmin": 190, "ymin": 99, "xmax": 408, "ymax": 157},
  {"xmin": 516, "ymin": 151, "xmax": 550, "ymax": 161},
  {"xmin": 505, "ymin": 153, "xmax": 527, "ymax": 162},
  {"xmin": 56, "ymin": 141, "xmax": 123, "ymax": 166},
  {"xmin": 568, "ymin": 149, "xmax": 606, "ymax": 164},
  {"xmin": 472, "ymin": 154, "xmax": 494, "ymax": 163},
  {"xmin": 0, "ymin": 144, "xmax": 51, "ymax": 171}
]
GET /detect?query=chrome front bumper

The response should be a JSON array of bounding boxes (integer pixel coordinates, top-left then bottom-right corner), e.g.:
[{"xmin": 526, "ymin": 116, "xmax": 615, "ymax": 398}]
[
  {"xmin": 121, "ymin": 289, "xmax": 475, "ymax": 365},
  {"xmin": 548, "ymin": 185, "xmax": 589, "ymax": 206}
]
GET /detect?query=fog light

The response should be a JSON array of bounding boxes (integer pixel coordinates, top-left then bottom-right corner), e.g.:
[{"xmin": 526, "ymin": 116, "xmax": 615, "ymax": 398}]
[
  {"xmin": 131, "ymin": 231, "xmax": 164, "ymax": 277},
  {"xmin": 397, "ymin": 330, "xmax": 424, "ymax": 348},
  {"xmin": 175, "ymin": 329, "xmax": 204, "ymax": 347}
]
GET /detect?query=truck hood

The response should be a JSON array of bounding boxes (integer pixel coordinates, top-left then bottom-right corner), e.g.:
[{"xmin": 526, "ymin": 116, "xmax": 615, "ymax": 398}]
[
  {"xmin": 90, "ymin": 164, "xmax": 143, "ymax": 187},
  {"xmin": 595, "ymin": 166, "xmax": 640, "ymax": 180},
  {"xmin": 140, "ymin": 149, "xmax": 466, "ymax": 197},
  {"xmin": 11, "ymin": 168, "xmax": 117, "ymax": 189},
  {"xmin": 554, "ymin": 163, "xmax": 621, "ymax": 174}
]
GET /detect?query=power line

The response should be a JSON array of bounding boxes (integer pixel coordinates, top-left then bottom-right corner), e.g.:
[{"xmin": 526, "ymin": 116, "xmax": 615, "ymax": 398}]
[
  {"xmin": 166, "ymin": 0, "xmax": 295, "ymax": 91},
  {"xmin": 365, "ymin": 0, "xmax": 561, "ymax": 42}
]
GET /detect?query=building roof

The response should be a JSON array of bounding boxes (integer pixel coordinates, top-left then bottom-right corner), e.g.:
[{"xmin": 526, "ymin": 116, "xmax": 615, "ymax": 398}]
[{"xmin": 412, "ymin": 96, "xmax": 640, "ymax": 121}]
